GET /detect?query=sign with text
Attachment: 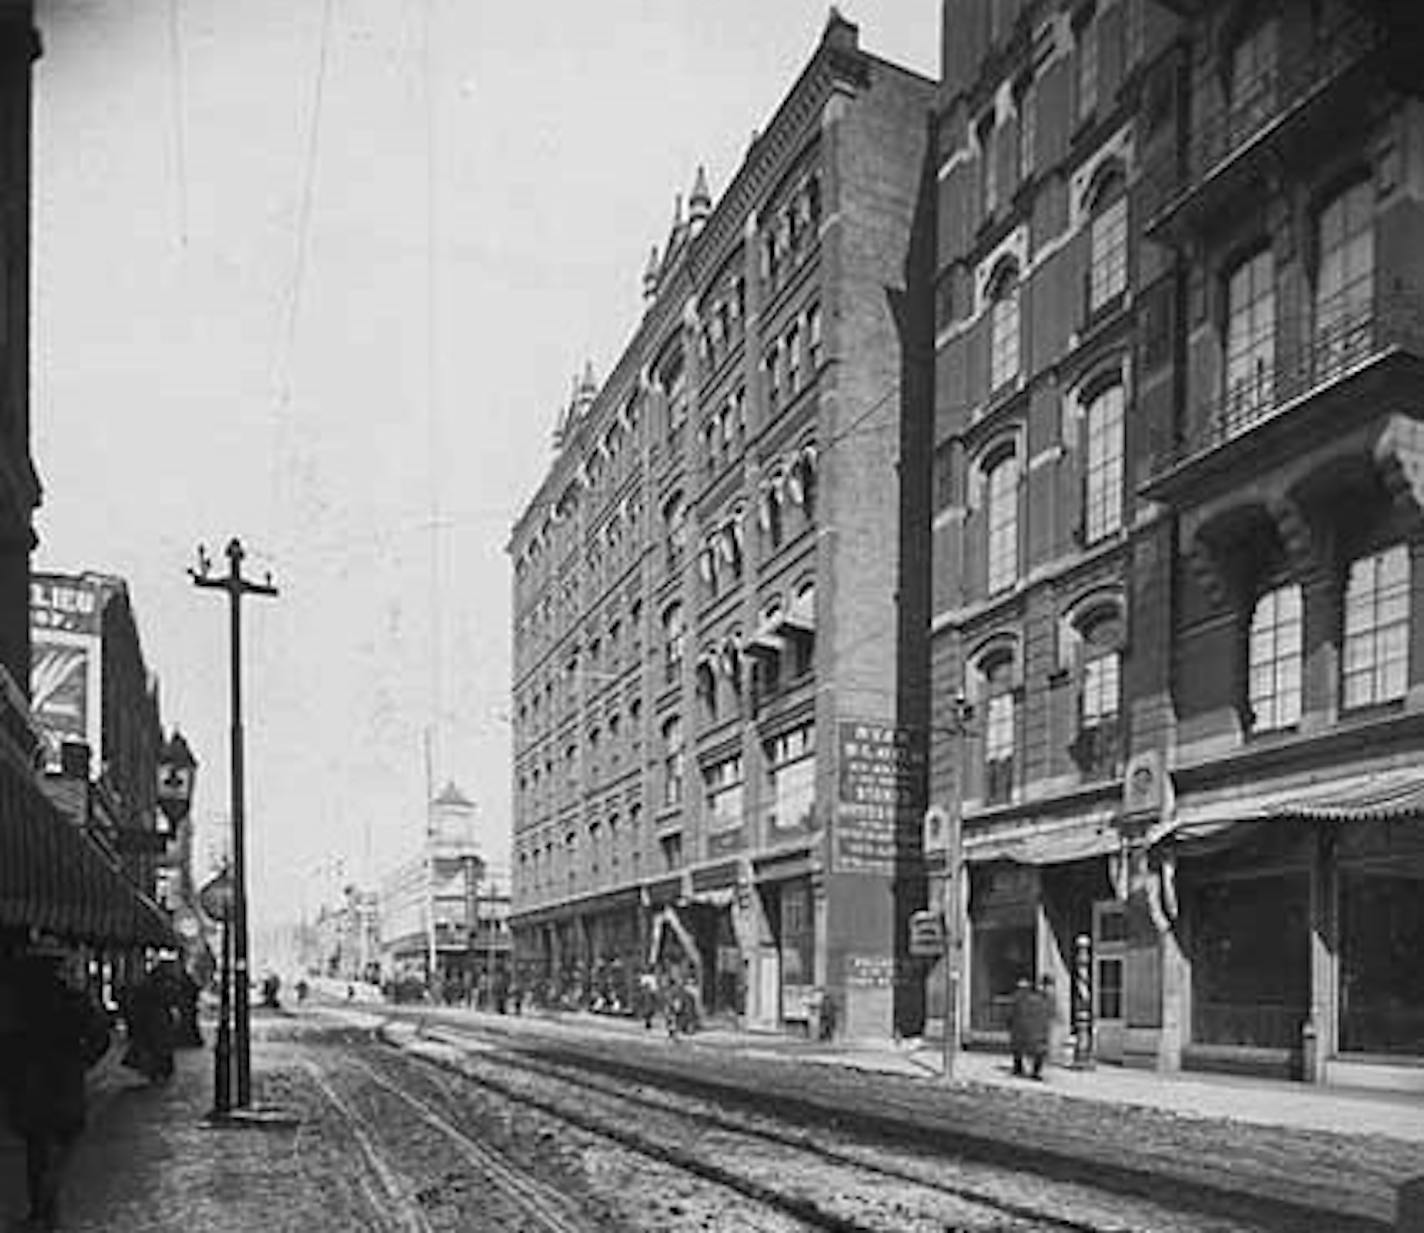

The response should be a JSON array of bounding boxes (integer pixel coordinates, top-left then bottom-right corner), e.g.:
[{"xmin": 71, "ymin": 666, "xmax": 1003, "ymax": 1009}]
[
  {"xmin": 30, "ymin": 632, "xmax": 102, "ymax": 773},
  {"xmin": 30, "ymin": 576, "xmax": 105, "ymax": 635},
  {"xmin": 834, "ymin": 721, "xmax": 927, "ymax": 873}
]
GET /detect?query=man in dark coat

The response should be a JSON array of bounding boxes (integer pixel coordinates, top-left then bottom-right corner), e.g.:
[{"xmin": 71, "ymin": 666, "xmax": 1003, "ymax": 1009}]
[
  {"xmin": 0, "ymin": 953, "xmax": 112, "ymax": 1230},
  {"xmin": 1007, "ymin": 973, "xmax": 1053, "ymax": 1079}
]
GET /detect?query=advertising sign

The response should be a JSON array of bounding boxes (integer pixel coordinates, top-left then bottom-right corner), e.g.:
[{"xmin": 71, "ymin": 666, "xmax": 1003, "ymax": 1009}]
[
  {"xmin": 30, "ymin": 575, "xmax": 106, "ymax": 773},
  {"xmin": 30, "ymin": 633, "xmax": 101, "ymax": 772},
  {"xmin": 834, "ymin": 721, "xmax": 926, "ymax": 874}
]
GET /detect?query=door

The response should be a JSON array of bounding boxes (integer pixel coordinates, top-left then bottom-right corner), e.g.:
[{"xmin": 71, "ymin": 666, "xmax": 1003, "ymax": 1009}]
[{"xmin": 1093, "ymin": 900, "xmax": 1127, "ymax": 1063}]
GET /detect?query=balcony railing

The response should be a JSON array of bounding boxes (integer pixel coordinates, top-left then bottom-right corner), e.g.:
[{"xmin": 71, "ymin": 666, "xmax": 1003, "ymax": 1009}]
[
  {"xmin": 1142, "ymin": 14, "xmax": 1378, "ymax": 227},
  {"xmin": 1174, "ymin": 291, "xmax": 1424, "ymax": 467}
]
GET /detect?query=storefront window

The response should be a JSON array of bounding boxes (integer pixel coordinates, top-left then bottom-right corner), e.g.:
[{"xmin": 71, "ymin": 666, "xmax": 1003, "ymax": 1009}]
[
  {"xmin": 1339, "ymin": 866, "xmax": 1424, "ymax": 1055},
  {"xmin": 1190, "ymin": 874, "xmax": 1308, "ymax": 1049}
]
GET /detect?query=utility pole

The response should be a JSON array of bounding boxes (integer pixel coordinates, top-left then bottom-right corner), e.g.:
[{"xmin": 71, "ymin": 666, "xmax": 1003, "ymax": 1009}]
[{"xmin": 192, "ymin": 538, "xmax": 277, "ymax": 1109}]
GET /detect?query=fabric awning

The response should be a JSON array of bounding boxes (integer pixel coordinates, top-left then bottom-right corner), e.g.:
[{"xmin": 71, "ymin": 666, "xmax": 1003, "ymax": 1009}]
[
  {"xmin": 0, "ymin": 755, "xmax": 176, "ymax": 949},
  {"xmin": 964, "ymin": 811, "xmax": 1121, "ymax": 865},
  {"xmin": 1164, "ymin": 767, "xmax": 1424, "ymax": 842}
]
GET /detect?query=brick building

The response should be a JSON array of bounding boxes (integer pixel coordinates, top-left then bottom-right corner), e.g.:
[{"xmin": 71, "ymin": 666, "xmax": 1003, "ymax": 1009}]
[
  {"xmin": 1129, "ymin": 0, "xmax": 1424, "ymax": 1087},
  {"xmin": 931, "ymin": 0, "xmax": 1424, "ymax": 1088},
  {"xmin": 929, "ymin": 0, "xmax": 1179, "ymax": 1055},
  {"xmin": 508, "ymin": 14, "xmax": 936, "ymax": 1038}
]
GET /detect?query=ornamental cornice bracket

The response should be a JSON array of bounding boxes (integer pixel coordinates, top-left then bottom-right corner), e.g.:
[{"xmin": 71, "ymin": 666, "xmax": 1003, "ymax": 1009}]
[
  {"xmin": 1374, "ymin": 414, "xmax": 1424, "ymax": 516},
  {"xmin": 1266, "ymin": 495, "xmax": 1318, "ymax": 578}
]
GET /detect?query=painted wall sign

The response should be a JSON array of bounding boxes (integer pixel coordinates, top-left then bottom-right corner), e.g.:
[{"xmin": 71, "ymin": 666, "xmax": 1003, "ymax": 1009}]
[{"xmin": 834, "ymin": 721, "xmax": 927, "ymax": 873}]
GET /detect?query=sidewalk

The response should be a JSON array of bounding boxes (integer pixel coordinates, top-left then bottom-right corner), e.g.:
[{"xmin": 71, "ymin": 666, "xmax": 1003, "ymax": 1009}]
[
  {"xmin": 456, "ymin": 1005, "xmax": 1424, "ymax": 1144},
  {"xmin": 1, "ymin": 1023, "xmax": 329, "ymax": 1233}
]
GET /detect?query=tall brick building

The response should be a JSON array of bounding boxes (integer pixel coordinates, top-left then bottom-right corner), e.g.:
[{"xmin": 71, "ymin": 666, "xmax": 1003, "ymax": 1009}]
[
  {"xmin": 930, "ymin": 0, "xmax": 1179, "ymax": 1055},
  {"xmin": 931, "ymin": 0, "xmax": 1424, "ymax": 1088},
  {"xmin": 508, "ymin": 14, "xmax": 935, "ymax": 1038}
]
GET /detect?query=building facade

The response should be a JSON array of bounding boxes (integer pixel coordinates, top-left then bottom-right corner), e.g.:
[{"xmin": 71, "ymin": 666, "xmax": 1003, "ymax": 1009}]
[
  {"xmin": 930, "ymin": 0, "xmax": 1178, "ymax": 1053},
  {"xmin": 378, "ymin": 782, "xmax": 489, "ymax": 994},
  {"xmin": 1129, "ymin": 0, "xmax": 1424, "ymax": 1087},
  {"xmin": 508, "ymin": 14, "xmax": 936, "ymax": 1039},
  {"xmin": 931, "ymin": 0, "xmax": 1424, "ymax": 1089}
]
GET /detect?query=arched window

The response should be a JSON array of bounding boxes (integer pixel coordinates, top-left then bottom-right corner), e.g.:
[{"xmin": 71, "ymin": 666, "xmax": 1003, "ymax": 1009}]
[
  {"xmin": 980, "ymin": 650, "xmax": 1018, "ymax": 805},
  {"xmin": 1249, "ymin": 583, "xmax": 1303, "ymax": 732},
  {"xmin": 985, "ymin": 447, "xmax": 1020, "ymax": 593},
  {"xmin": 1342, "ymin": 545, "xmax": 1409, "ymax": 710},
  {"xmin": 989, "ymin": 263, "xmax": 1021, "ymax": 391},
  {"xmin": 1087, "ymin": 167, "xmax": 1127, "ymax": 310},
  {"xmin": 1314, "ymin": 178, "xmax": 1375, "ymax": 375},
  {"xmin": 1083, "ymin": 382, "xmax": 1125, "ymax": 542}
]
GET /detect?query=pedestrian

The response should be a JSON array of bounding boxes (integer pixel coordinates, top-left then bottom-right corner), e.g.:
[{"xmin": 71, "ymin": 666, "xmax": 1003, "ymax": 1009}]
[
  {"xmin": 121, "ymin": 963, "xmax": 178, "ymax": 1083},
  {"xmin": 636, "ymin": 969, "xmax": 659, "ymax": 1030},
  {"xmin": 1007, "ymin": 973, "xmax": 1053, "ymax": 1080},
  {"xmin": 0, "ymin": 951, "xmax": 112, "ymax": 1231}
]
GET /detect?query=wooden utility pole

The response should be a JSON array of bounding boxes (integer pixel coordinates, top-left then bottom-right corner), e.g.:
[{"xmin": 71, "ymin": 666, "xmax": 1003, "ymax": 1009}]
[{"xmin": 192, "ymin": 538, "xmax": 277, "ymax": 1108}]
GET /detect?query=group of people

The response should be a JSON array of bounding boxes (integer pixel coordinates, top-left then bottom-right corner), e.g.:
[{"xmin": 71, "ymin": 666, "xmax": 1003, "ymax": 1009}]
[
  {"xmin": 1007, "ymin": 973, "xmax": 1057, "ymax": 1080},
  {"xmin": 0, "ymin": 951, "xmax": 203, "ymax": 1229},
  {"xmin": 635, "ymin": 968, "xmax": 700, "ymax": 1038}
]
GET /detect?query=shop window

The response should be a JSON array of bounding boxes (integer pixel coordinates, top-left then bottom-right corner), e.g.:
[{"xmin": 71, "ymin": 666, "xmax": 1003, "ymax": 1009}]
[
  {"xmin": 1339, "ymin": 858, "xmax": 1424, "ymax": 1055},
  {"xmin": 1248, "ymin": 583, "xmax": 1303, "ymax": 732},
  {"xmin": 1314, "ymin": 178, "xmax": 1375, "ymax": 379},
  {"xmin": 1223, "ymin": 247, "xmax": 1276, "ymax": 426},
  {"xmin": 1083, "ymin": 383, "xmax": 1124, "ymax": 543},
  {"xmin": 1342, "ymin": 545, "xmax": 1410, "ymax": 710},
  {"xmin": 1191, "ymin": 874, "xmax": 1309, "ymax": 1049}
]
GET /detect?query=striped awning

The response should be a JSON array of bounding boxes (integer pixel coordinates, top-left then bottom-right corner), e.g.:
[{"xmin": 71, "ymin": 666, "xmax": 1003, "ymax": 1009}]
[
  {"xmin": 0, "ymin": 754, "xmax": 176, "ymax": 949},
  {"xmin": 1166, "ymin": 767, "xmax": 1424, "ymax": 840}
]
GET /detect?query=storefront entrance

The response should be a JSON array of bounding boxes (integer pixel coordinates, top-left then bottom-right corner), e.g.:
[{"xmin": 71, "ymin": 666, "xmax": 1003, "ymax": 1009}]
[{"xmin": 1092, "ymin": 900, "xmax": 1127, "ymax": 1063}]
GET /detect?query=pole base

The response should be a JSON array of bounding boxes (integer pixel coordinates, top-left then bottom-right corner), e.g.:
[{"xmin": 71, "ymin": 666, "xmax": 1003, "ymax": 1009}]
[{"xmin": 202, "ymin": 1104, "xmax": 301, "ymax": 1130}]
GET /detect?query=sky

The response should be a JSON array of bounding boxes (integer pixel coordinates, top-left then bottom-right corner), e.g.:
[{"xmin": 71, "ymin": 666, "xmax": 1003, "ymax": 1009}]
[{"xmin": 31, "ymin": 0, "xmax": 938, "ymax": 926}]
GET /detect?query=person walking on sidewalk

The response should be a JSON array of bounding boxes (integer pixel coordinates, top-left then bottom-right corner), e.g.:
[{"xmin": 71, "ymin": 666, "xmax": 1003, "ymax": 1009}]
[
  {"xmin": 0, "ymin": 951, "xmax": 112, "ymax": 1231},
  {"xmin": 120, "ymin": 963, "xmax": 178, "ymax": 1083},
  {"xmin": 1007, "ymin": 973, "xmax": 1053, "ymax": 1080}
]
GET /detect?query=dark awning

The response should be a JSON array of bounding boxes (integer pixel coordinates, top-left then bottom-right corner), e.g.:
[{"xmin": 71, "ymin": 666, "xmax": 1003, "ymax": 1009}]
[{"xmin": 0, "ymin": 752, "xmax": 176, "ymax": 949}]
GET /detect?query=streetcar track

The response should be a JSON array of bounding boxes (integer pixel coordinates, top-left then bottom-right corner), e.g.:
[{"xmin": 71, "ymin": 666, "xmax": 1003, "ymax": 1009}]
[
  {"xmin": 404, "ymin": 1013, "xmax": 1383, "ymax": 1233},
  {"xmin": 304, "ymin": 1060, "xmax": 435, "ymax": 1233},
  {"xmin": 385, "ymin": 1023, "xmax": 1105, "ymax": 1232},
  {"xmin": 341, "ymin": 1053, "xmax": 593, "ymax": 1233},
  {"xmin": 416, "ymin": 1021, "xmax": 1115, "ymax": 1233}
]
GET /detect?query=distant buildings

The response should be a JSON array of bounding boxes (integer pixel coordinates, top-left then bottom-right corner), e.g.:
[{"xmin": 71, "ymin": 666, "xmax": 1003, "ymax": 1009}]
[
  {"xmin": 377, "ymin": 782, "xmax": 508, "ymax": 993},
  {"xmin": 508, "ymin": 14, "xmax": 936, "ymax": 1038}
]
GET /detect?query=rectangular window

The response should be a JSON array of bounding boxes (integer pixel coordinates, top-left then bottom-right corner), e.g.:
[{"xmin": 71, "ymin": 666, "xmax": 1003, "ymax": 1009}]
[
  {"xmin": 1229, "ymin": 18, "xmax": 1278, "ymax": 142},
  {"xmin": 1249, "ymin": 584, "xmax": 1303, "ymax": 731},
  {"xmin": 1315, "ymin": 180, "xmax": 1375, "ymax": 380},
  {"xmin": 1089, "ymin": 195, "xmax": 1127, "ymax": 310},
  {"xmin": 979, "ymin": 115, "xmax": 999, "ymax": 216},
  {"xmin": 767, "ymin": 724, "xmax": 815, "ymax": 833},
  {"xmin": 1343, "ymin": 546, "xmax": 1410, "ymax": 710},
  {"xmin": 1084, "ymin": 385, "xmax": 1125, "ymax": 542},
  {"xmin": 985, "ymin": 691, "xmax": 1016, "ymax": 804},
  {"xmin": 704, "ymin": 755, "xmax": 744, "ymax": 834},
  {"xmin": 1224, "ymin": 249, "xmax": 1276, "ymax": 428},
  {"xmin": 1018, "ymin": 83, "xmax": 1036, "ymax": 180},
  {"xmin": 785, "ymin": 324, "xmax": 801, "ymax": 395},
  {"xmin": 662, "ymin": 716, "xmax": 684, "ymax": 807}
]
